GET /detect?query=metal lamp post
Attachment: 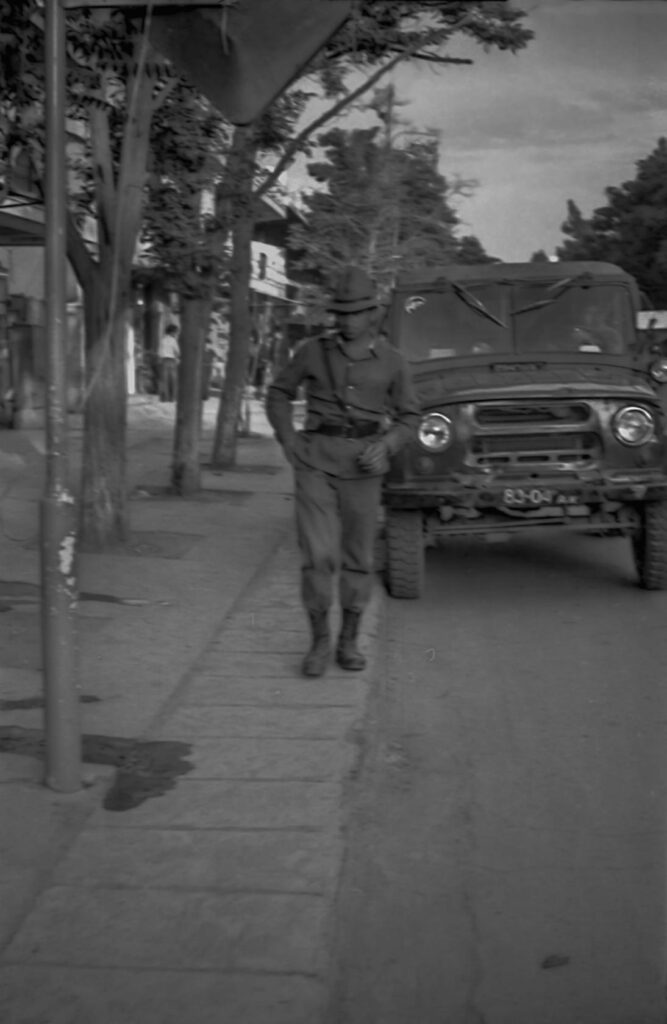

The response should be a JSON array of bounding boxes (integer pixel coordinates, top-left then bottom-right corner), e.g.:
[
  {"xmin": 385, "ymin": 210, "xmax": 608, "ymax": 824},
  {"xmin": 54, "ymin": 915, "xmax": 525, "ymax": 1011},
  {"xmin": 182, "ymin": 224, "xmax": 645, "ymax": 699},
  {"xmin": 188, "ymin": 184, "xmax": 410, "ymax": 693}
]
[{"xmin": 42, "ymin": 0, "xmax": 80, "ymax": 792}]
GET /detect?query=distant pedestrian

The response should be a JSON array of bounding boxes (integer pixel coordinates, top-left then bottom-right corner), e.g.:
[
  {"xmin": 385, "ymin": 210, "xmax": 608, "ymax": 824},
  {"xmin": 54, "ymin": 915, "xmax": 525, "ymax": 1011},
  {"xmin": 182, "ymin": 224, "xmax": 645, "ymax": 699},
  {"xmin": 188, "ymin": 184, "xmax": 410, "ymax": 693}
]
[
  {"xmin": 266, "ymin": 265, "xmax": 420, "ymax": 678},
  {"xmin": 158, "ymin": 324, "xmax": 179, "ymax": 402}
]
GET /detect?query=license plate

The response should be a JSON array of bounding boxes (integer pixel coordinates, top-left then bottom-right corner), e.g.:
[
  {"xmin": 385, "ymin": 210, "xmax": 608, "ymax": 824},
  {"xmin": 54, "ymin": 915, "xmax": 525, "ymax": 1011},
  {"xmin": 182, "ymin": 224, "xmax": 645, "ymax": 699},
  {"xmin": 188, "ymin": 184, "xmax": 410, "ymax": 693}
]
[{"xmin": 502, "ymin": 487, "xmax": 579, "ymax": 507}]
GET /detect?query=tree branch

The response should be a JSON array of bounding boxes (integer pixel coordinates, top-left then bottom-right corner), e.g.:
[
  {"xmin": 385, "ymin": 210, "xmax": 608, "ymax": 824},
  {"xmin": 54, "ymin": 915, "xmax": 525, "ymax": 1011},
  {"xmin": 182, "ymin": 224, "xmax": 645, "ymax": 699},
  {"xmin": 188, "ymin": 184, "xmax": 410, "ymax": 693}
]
[
  {"xmin": 150, "ymin": 73, "xmax": 178, "ymax": 114},
  {"xmin": 65, "ymin": 207, "xmax": 96, "ymax": 292},
  {"xmin": 253, "ymin": 12, "xmax": 478, "ymax": 202},
  {"xmin": 115, "ymin": 64, "xmax": 154, "ymax": 273},
  {"xmin": 395, "ymin": 52, "xmax": 472, "ymax": 65},
  {"xmin": 254, "ymin": 38, "xmax": 445, "ymax": 200},
  {"xmin": 89, "ymin": 92, "xmax": 116, "ymax": 267}
]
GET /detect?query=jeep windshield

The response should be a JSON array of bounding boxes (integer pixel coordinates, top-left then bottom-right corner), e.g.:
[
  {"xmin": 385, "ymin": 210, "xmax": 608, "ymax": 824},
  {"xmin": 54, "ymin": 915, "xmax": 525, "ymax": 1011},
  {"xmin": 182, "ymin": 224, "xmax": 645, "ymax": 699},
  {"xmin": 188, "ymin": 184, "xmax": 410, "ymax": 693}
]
[{"xmin": 396, "ymin": 281, "xmax": 634, "ymax": 362}]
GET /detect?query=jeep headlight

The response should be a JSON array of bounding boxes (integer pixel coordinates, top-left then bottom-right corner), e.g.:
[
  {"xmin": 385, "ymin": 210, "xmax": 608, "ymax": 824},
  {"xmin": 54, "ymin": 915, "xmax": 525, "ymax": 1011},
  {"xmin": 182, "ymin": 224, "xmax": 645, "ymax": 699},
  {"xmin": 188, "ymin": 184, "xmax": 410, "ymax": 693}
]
[
  {"xmin": 612, "ymin": 406, "xmax": 655, "ymax": 446},
  {"xmin": 650, "ymin": 358, "xmax": 667, "ymax": 383},
  {"xmin": 418, "ymin": 412, "xmax": 453, "ymax": 451}
]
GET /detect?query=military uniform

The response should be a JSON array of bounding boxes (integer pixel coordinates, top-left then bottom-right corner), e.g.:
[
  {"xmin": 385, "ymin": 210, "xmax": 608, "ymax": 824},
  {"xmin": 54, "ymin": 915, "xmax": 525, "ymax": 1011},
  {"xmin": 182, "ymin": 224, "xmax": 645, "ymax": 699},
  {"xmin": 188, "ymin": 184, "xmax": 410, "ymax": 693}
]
[{"xmin": 266, "ymin": 267, "xmax": 420, "ymax": 676}]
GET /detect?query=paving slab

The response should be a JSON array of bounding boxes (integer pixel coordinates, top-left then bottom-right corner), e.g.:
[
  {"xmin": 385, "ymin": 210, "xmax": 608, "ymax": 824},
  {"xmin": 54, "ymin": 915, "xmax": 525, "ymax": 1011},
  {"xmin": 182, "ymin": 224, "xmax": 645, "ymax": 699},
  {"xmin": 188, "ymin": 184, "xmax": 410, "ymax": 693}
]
[
  {"xmin": 53, "ymin": 827, "xmax": 342, "ymax": 892},
  {"xmin": 0, "ymin": 779, "xmax": 112, "ymax": 880},
  {"xmin": 183, "ymin": 675, "xmax": 367, "ymax": 708},
  {"xmin": 178, "ymin": 736, "xmax": 355, "ymax": 779},
  {"xmin": 4, "ymin": 887, "xmax": 329, "ymax": 974},
  {"xmin": 209, "ymin": 628, "xmax": 308, "ymax": 653},
  {"xmin": 0, "ymin": 966, "xmax": 325, "ymax": 1024},
  {"xmin": 0, "ymin": 884, "xmax": 32, "ymax": 954},
  {"xmin": 222, "ymin": 610, "xmax": 314, "ymax": 634},
  {"xmin": 0, "ymin": 668, "xmax": 43, "ymax": 703},
  {"xmin": 196, "ymin": 651, "xmax": 317, "ymax": 677},
  {"xmin": 0, "ymin": 751, "xmax": 42, "ymax": 783},
  {"xmin": 160, "ymin": 704, "xmax": 363, "ymax": 740},
  {"xmin": 0, "ymin": 776, "xmax": 112, "ymax": 948},
  {"xmin": 89, "ymin": 778, "xmax": 342, "ymax": 830}
]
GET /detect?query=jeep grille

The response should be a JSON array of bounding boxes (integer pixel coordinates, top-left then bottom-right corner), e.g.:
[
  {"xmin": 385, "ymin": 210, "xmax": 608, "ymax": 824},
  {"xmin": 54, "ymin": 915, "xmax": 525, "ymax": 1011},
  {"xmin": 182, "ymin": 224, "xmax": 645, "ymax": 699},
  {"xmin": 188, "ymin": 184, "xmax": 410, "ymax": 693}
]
[
  {"xmin": 475, "ymin": 402, "xmax": 590, "ymax": 426},
  {"xmin": 471, "ymin": 431, "xmax": 599, "ymax": 467}
]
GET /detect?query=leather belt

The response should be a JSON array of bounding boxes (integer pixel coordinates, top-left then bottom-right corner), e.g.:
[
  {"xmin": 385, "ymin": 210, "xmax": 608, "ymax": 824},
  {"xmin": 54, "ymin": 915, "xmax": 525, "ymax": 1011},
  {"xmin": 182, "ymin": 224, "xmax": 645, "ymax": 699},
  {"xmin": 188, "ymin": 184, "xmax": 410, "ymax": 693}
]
[{"xmin": 312, "ymin": 421, "xmax": 381, "ymax": 439}]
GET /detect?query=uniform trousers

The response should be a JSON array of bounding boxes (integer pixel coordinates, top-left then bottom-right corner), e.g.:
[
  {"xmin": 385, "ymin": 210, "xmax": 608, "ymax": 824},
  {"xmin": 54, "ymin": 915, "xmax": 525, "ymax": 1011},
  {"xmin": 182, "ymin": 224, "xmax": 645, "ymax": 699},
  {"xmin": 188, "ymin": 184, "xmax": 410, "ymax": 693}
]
[{"xmin": 295, "ymin": 467, "xmax": 382, "ymax": 614}]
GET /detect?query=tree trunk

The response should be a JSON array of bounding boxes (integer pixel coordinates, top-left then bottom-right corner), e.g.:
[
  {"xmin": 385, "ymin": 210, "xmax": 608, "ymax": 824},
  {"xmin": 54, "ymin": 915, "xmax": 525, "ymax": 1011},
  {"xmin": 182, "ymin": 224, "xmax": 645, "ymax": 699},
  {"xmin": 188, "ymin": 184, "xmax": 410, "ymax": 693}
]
[
  {"xmin": 79, "ymin": 274, "xmax": 129, "ymax": 549},
  {"xmin": 70, "ymin": 55, "xmax": 157, "ymax": 550},
  {"xmin": 211, "ymin": 126, "xmax": 258, "ymax": 468},
  {"xmin": 171, "ymin": 295, "xmax": 211, "ymax": 495}
]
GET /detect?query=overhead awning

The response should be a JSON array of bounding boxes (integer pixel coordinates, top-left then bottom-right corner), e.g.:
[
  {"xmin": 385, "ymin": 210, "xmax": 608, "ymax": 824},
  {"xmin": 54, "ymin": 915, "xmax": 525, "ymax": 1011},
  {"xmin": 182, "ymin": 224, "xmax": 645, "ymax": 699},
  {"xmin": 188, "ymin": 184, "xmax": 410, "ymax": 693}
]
[
  {"xmin": 0, "ymin": 200, "xmax": 45, "ymax": 247},
  {"xmin": 137, "ymin": 0, "xmax": 353, "ymax": 124}
]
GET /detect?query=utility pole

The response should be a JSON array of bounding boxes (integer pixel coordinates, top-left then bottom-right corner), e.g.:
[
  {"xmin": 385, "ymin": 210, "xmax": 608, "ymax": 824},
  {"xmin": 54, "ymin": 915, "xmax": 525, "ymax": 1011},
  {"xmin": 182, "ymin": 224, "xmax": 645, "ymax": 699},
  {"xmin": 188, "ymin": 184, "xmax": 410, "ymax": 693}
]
[{"xmin": 42, "ymin": 0, "xmax": 81, "ymax": 793}]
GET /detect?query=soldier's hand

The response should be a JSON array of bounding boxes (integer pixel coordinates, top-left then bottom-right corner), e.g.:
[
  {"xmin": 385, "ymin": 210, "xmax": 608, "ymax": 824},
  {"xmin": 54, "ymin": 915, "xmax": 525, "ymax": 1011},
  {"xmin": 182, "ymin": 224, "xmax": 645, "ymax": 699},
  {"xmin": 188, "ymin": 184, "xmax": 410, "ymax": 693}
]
[{"xmin": 357, "ymin": 439, "xmax": 389, "ymax": 474}]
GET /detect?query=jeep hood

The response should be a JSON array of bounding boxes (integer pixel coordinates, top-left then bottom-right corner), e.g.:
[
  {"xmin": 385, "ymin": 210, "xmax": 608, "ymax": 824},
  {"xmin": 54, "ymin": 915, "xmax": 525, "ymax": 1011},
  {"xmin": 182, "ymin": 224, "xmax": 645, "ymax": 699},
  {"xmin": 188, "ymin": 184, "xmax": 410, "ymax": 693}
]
[{"xmin": 410, "ymin": 356, "xmax": 657, "ymax": 407}]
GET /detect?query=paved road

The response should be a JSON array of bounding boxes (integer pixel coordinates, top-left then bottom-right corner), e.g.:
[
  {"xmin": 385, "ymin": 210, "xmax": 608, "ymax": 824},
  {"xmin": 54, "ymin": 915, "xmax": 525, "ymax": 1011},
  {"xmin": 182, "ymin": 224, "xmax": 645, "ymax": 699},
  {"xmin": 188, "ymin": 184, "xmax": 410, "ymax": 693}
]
[{"xmin": 328, "ymin": 529, "xmax": 667, "ymax": 1024}]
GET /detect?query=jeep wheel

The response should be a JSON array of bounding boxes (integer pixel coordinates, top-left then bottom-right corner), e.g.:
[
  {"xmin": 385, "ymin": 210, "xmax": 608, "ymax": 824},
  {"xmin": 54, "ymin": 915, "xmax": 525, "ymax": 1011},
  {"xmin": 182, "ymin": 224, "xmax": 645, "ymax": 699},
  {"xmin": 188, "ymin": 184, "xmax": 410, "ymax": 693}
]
[
  {"xmin": 385, "ymin": 510, "xmax": 424, "ymax": 599},
  {"xmin": 632, "ymin": 501, "xmax": 667, "ymax": 590}
]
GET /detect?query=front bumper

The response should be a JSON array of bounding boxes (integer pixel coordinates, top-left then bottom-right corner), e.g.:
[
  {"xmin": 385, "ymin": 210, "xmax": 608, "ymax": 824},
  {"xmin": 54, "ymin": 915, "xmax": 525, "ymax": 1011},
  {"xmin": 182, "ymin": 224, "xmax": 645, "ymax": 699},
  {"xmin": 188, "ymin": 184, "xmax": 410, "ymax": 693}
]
[{"xmin": 383, "ymin": 469, "xmax": 667, "ymax": 510}]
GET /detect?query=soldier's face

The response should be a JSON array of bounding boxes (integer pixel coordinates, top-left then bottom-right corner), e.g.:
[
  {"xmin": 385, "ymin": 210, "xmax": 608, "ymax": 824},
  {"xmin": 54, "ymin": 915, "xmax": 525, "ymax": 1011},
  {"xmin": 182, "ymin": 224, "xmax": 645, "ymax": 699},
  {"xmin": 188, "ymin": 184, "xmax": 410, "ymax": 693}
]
[{"xmin": 336, "ymin": 308, "xmax": 376, "ymax": 341}]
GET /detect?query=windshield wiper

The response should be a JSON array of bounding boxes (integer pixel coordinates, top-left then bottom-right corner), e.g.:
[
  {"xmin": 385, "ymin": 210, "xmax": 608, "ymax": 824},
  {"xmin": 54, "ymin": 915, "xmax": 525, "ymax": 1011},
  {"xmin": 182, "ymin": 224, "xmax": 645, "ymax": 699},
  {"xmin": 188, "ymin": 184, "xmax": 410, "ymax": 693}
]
[
  {"xmin": 513, "ymin": 272, "xmax": 593, "ymax": 316},
  {"xmin": 452, "ymin": 282, "xmax": 507, "ymax": 329}
]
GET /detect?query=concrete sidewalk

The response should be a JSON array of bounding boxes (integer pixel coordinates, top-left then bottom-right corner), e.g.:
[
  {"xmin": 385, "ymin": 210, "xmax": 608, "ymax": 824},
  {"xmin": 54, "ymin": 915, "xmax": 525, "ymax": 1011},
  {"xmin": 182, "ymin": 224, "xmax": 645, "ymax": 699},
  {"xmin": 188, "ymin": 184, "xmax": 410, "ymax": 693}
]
[{"xmin": 0, "ymin": 396, "xmax": 381, "ymax": 1024}]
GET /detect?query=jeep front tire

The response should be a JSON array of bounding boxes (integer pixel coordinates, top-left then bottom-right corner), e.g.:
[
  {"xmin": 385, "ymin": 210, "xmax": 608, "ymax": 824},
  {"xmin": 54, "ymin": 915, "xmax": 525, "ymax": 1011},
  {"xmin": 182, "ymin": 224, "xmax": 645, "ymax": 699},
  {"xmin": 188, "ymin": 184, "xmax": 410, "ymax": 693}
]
[
  {"xmin": 632, "ymin": 500, "xmax": 667, "ymax": 590},
  {"xmin": 385, "ymin": 510, "xmax": 425, "ymax": 599}
]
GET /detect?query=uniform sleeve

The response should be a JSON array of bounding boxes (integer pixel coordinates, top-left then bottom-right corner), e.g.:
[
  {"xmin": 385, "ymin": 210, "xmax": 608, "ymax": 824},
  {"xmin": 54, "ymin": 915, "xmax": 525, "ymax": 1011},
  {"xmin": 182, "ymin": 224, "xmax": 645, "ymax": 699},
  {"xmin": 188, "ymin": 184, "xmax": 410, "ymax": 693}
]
[
  {"xmin": 265, "ymin": 343, "xmax": 308, "ymax": 447},
  {"xmin": 384, "ymin": 352, "xmax": 421, "ymax": 455}
]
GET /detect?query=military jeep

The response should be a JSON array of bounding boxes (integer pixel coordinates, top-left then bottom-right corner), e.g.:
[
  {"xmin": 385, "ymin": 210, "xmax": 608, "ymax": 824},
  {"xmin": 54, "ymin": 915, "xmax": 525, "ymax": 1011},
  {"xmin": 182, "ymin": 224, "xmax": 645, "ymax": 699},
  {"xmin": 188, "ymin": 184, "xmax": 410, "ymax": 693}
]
[{"xmin": 382, "ymin": 261, "xmax": 667, "ymax": 598}]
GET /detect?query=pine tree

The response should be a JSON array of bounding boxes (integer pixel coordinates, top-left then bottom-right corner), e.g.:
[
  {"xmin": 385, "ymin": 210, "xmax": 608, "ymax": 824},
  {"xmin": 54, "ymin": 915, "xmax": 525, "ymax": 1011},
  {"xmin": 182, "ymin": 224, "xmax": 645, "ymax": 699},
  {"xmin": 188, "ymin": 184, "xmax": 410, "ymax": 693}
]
[
  {"xmin": 456, "ymin": 235, "xmax": 500, "ymax": 264},
  {"xmin": 557, "ymin": 139, "xmax": 667, "ymax": 307},
  {"xmin": 289, "ymin": 127, "xmax": 460, "ymax": 293}
]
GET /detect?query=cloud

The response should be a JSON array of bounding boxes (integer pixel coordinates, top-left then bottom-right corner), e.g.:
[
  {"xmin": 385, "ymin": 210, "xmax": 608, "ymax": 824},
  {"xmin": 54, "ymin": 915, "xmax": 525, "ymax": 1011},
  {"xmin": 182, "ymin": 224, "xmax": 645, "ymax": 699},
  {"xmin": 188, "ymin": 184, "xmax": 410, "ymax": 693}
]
[
  {"xmin": 294, "ymin": 0, "xmax": 667, "ymax": 263},
  {"xmin": 450, "ymin": 136, "xmax": 650, "ymax": 261},
  {"xmin": 395, "ymin": 62, "xmax": 619, "ymax": 153},
  {"xmin": 588, "ymin": 83, "xmax": 667, "ymax": 117},
  {"xmin": 404, "ymin": 8, "xmax": 667, "ymax": 143}
]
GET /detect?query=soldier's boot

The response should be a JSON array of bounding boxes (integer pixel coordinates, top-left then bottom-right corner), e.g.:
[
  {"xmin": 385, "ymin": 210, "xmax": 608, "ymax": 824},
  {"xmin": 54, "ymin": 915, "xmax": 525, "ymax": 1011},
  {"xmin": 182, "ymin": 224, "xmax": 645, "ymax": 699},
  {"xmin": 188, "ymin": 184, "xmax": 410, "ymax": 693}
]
[
  {"xmin": 302, "ymin": 611, "xmax": 331, "ymax": 678},
  {"xmin": 335, "ymin": 610, "xmax": 367, "ymax": 672}
]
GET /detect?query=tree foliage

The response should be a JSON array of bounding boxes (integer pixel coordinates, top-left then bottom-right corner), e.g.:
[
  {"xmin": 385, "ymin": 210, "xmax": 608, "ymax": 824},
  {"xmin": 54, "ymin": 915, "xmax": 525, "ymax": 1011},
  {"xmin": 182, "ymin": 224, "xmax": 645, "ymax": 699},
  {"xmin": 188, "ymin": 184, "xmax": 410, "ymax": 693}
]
[
  {"xmin": 257, "ymin": 0, "xmax": 532, "ymax": 200},
  {"xmin": 289, "ymin": 125, "xmax": 460, "ymax": 291},
  {"xmin": 0, "ymin": 2, "xmax": 180, "ymax": 545},
  {"xmin": 288, "ymin": 124, "xmax": 497, "ymax": 290},
  {"xmin": 556, "ymin": 138, "xmax": 667, "ymax": 307},
  {"xmin": 142, "ymin": 85, "xmax": 231, "ymax": 297},
  {"xmin": 141, "ymin": 82, "xmax": 312, "ymax": 482},
  {"xmin": 456, "ymin": 234, "xmax": 499, "ymax": 264},
  {"xmin": 323, "ymin": 1, "xmax": 531, "ymax": 68}
]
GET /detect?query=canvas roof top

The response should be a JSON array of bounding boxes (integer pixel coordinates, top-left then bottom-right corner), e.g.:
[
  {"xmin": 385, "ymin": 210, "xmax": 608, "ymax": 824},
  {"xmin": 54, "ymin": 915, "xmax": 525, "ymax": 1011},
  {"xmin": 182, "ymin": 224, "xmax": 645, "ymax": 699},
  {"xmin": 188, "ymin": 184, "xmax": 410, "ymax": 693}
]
[{"xmin": 395, "ymin": 261, "xmax": 635, "ymax": 288}]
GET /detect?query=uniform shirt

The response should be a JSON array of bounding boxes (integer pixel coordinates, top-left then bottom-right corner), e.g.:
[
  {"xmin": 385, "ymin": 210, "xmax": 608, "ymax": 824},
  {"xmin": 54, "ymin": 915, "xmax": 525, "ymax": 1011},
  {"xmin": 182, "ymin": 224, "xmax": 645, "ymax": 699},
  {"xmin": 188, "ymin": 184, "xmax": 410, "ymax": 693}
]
[
  {"xmin": 158, "ymin": 333, "xmax": 179, "ymax": 360},
  {"xmin": 266, "ymin": 332, "xmax": 420, "ymax": 479}
]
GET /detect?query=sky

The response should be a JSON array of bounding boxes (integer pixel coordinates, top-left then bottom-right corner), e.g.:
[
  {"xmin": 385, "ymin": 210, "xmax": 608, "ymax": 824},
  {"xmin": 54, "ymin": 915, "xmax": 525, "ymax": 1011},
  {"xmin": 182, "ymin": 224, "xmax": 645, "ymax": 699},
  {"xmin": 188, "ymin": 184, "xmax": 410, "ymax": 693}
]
[{"xmin": 291, "ymin": 0, "xmax": 667, "ymax": 263}]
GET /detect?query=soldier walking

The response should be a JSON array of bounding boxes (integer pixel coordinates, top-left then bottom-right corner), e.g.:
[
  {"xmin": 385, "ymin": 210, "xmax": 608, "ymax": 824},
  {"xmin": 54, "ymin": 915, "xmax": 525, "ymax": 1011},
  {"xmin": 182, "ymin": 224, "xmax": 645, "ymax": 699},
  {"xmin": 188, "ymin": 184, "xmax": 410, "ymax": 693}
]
[{"xmin": 266, "ymin": 266, "xmax": 420, "ymax": 677}]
